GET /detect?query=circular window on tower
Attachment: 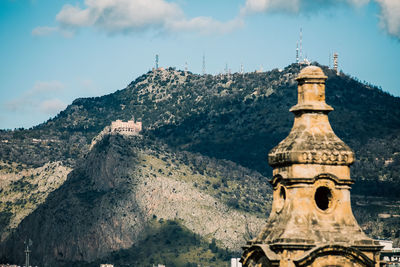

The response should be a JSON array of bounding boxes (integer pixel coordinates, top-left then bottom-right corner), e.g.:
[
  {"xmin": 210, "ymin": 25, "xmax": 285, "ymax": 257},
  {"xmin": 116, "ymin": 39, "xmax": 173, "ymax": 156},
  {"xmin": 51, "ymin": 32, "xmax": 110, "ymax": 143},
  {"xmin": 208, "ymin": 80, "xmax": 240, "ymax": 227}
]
[
  {"xmin": 275, "ymin": 185, "xmax": 286, "ymax": 213},
  {"xmin": 314, "ymin": 186, "xmax": 334, "ymax": 212}
]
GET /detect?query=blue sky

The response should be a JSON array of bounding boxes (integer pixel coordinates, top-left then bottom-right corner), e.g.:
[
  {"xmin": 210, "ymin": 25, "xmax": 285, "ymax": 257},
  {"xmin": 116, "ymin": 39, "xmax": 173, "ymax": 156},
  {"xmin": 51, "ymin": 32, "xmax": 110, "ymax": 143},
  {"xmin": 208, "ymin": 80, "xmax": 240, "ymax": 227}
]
[{"xmin": 0, "ymin": 0, "xmax": 399, "ymax": 130}]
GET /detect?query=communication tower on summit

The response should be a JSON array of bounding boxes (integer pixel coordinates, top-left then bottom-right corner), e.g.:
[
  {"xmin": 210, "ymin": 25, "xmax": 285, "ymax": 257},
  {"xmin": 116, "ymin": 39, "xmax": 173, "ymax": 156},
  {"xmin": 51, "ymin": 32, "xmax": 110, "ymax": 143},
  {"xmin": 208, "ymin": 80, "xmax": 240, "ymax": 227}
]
[
  {"xmin": 155, "ymin": 54, "xmax": 159, "ymax": 69},
  {"xmin": 202, "ymin": 54, "xmax": 206, "ymax": 75},
  {"xmin": 296, "ymin": 27, "xmax": 311, "ymax": 65},
  {"xmin": 333, "ymin": 52, "xmax": 338, "ymax": 75},
  {"xmin": 299, "ymin": 27, "xmax": 303, "ymax": 62},
  {"xmin": 185, "ymin": 61, "xmax": 188, "ymax": 72},
  {"xmin": 329, "ymin": 52, "xmax": 332, "ymax": 68}
]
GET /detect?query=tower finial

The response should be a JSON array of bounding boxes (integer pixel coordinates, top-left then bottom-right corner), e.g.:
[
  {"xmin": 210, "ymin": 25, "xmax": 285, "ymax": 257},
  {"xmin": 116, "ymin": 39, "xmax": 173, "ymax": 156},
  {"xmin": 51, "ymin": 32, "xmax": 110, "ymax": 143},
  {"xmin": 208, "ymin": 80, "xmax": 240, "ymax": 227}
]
[{"xmin": 290, "ymin": 66, "xmax": 333, "ymax": 114}]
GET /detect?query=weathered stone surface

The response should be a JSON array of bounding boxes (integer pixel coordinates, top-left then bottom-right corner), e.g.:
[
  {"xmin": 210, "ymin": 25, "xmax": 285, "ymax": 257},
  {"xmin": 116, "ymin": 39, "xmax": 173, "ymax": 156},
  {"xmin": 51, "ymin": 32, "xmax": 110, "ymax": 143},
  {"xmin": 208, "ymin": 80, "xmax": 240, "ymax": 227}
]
[{"xmin": 242, "ymin": 66, "xmax": 382, "ymax": 267}]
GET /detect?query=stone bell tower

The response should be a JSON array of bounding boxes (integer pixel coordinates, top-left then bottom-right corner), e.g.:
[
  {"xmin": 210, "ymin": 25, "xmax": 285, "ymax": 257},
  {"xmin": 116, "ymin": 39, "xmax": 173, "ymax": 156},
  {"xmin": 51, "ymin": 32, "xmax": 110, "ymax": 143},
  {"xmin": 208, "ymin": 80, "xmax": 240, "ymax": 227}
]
[{"xmin": 241, "ymin": 66, "xmax": 382, "ymax": 267}]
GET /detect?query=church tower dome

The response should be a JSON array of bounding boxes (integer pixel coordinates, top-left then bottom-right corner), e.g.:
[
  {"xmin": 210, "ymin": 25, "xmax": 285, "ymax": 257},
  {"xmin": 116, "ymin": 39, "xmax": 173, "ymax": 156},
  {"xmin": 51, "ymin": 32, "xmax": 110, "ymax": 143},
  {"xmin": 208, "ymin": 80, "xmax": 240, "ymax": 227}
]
[{"xmin": 241, "ymin": 66, "xmax": 382, "ymax": 267}]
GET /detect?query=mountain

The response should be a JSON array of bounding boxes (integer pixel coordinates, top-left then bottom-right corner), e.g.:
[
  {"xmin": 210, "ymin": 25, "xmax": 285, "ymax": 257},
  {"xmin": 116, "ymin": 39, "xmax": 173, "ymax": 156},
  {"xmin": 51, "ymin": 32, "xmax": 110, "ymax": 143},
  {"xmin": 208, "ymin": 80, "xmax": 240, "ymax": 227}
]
[
  {"xmin": 1, "ymin": 64, "xmax": 399, "ymax": 193},
  {"xmin": 1, "ymin": 63, "xmax": 400, "ymax": 266}
]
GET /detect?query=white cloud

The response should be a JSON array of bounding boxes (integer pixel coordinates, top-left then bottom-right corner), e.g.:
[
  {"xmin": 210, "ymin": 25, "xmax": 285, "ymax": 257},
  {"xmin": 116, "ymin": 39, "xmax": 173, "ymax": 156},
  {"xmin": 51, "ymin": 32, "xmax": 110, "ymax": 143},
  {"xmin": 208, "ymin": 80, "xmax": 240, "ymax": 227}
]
[
  {"xmin": 78, "ymin": 78, "xmax": 103, "ymax": 95},
  {"xmin": 81, "ymin": 79, "xmax": 95, "ymax": 89},
  {"xmin": 240, "ymin": 0, "xmax": 400, "ymax": 39},
  {"xmin": 240, "ymin": 0, "xmax": 372, "ymax": 15},
  {"xmin": 5, "ymin": 81, "xmax": 66, "ymax": 115},
  {"xmin": 348, "ymin": 0, "xmax": 370, "ymax": 7},
  {"xmin": 32, "ymin": 26, "xmax": 74, "ymax": 38},
  {"xmin": 39, "ymin": 99, "xmax": 67, "ymax": 114},
  {"xmin": 33, "ymin": 0, "xmax": 400, "ymax": 39},
  {"xmin": 32, "ymin": 26, "xmax": 58, "ymax": 36},
  {"xmin": 166, "ymin": 17, "xmax": 244, "ymax": 34},
  {"xmin": 30, "ymin": 81, "xmax": 65, "ymax": 95},
  {"xmin": 56, "ymin": 4, "xmax": 94, "ymax": 27},
  {"xmin": 56, "ymin": 0, "xmax": 183, "ymax": 33},
  {"xmin": 240, "ymin": 0, "xmax": 300, "ymax": 15},
  {"xmin": 376, "ymin": 0, "xmax": 400, "ymax": 38},
  {"xmin": 33, "ymin": 0, "xmax": 241, "ymax": 36},
  {"xmin": 5, "ymin": 98, "xmax": 32, "ymax": 112}
]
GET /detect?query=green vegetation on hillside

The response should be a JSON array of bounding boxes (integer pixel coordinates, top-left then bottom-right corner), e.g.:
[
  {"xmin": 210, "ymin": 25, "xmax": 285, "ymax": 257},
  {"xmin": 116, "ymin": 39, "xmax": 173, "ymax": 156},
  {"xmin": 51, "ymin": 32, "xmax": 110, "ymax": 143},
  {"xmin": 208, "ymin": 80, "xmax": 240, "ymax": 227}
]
[
  {"xmin": 0, "ymin": 161, "xmax": 70, "ymax": 241},
  {"xmin": 1, "ymin": 64, "xmax": 399, "ymax": 197},
  {"xmin": 95, "ymin": 219, "xmax": 235, "ymax": 267}
]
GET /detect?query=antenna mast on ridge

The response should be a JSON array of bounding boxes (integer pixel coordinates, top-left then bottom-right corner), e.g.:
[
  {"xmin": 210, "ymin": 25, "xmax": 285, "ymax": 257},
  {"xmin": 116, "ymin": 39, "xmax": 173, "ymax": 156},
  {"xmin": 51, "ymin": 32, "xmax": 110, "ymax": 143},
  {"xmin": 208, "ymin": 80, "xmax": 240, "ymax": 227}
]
[
  {"xmin": 299, "ymin": 28, "xmax": 303, "ymax": 62},
  {"xmin": 329, "ymin": 52, "xmax": 331, "ymax": 68},
  {"xmin": 24, "ymin": 239, "xmax": 33, "ymax": 267},
  {"xmin": 202, "ymin": 54, "xmax": 206, "ymax": 75},
  {"xmin": 155, "ymin": 54, "xmax": 159, "ymax": 69},
  {"xmin": 333, "ymin": 52, "xmax": 339, "ymax": 75}
]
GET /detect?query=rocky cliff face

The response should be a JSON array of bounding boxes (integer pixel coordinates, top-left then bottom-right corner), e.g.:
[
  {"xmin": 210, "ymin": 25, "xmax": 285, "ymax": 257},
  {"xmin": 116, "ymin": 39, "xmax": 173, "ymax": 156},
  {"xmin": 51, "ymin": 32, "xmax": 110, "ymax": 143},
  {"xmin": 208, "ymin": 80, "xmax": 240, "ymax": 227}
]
[{"xmin": 1, "ymin": 134, "xmax": 270, "ymax": 266}]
